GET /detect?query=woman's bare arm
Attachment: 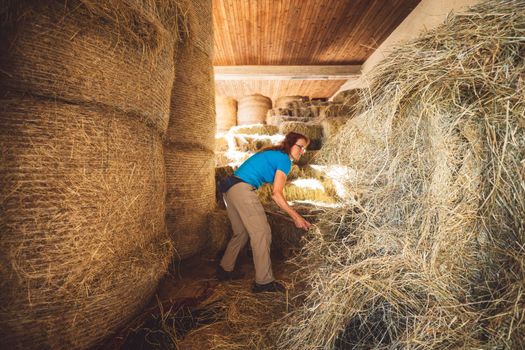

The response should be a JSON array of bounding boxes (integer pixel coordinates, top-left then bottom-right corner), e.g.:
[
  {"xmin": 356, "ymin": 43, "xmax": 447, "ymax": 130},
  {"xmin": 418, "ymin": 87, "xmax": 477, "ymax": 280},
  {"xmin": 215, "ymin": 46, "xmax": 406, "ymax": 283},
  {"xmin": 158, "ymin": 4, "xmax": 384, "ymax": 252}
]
[{"xmin": 271, "ymin": 170, "xmax": 312, "ymax": 230}]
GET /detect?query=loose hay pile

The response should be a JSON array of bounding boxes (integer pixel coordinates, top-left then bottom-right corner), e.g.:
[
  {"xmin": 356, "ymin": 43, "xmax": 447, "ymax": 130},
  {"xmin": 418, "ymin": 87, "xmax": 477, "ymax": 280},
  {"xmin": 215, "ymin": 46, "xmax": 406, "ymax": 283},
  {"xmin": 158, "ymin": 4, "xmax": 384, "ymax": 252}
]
[
  {"xmin": 274, "ymin": 2, "xmax": 525, "ymax": 349},
  {"xmin": 178, "ymin": 279, "xmax": 291, "ymax": 350}
]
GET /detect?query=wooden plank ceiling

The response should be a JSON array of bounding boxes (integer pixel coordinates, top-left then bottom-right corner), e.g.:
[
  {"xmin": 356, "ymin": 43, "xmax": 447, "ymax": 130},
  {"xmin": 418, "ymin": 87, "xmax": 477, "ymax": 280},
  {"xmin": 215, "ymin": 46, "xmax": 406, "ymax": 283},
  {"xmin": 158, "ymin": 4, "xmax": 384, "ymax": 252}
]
[{"xmin": 213, "ymin": 0, "xmax": 421, "ymax": 102}]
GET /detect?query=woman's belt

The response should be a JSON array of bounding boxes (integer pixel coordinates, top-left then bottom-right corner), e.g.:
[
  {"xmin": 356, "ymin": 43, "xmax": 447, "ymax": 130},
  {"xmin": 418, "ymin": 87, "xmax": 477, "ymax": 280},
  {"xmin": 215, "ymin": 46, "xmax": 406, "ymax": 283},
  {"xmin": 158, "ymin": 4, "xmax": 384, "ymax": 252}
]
[{"xmin": 217, "ymin": 175, "xmax": 245, "ymax": 193}]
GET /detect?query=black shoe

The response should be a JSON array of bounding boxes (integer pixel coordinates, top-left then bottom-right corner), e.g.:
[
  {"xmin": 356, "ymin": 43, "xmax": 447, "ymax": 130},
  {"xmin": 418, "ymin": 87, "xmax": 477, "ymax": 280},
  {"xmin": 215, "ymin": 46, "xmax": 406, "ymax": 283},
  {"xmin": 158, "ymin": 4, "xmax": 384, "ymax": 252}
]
[
  {"xmin": 252, "ymin": 281, "xmax": 286, "ymax": 293},
  {"xmin": 216, "ymin": 265, "xmax": 244, "ymax": 281}
]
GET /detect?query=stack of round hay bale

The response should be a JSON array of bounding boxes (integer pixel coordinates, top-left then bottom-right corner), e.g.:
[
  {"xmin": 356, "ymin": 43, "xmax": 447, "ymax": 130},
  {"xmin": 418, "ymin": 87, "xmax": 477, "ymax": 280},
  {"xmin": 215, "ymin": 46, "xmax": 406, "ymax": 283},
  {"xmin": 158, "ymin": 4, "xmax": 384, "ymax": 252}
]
[
  {"xmin": 309, "ymin": 98, "xmax": 331, "ymax": 119},
  {"xmin": 279, "ymin": 121, "xmax": 324, "ymax": 163},
  {"xmin": 320, "ymin": 89, "xmax": 363, "ymax": 140},
  {"xmin": 275, "ymin": 95, "xmax": 309, "ymax": 109},
  {"xmin": 165, "ymin": 0, "xmax": 216, "ymax": 260},
  {"xmin": 0, "ymin": 1, "xmax": 178, "ymax": 349},
  {"xmin": 324, "ymin": 89, "xmax": 363, "ymax": 118},
  {"xmin": 267, "ymin": 95, "xmax": 323, "ymax": 126},
  {"xmin": 213, "ymin": 124, "xmax": 281, "ymax": 167},
  {"xmin": 237, "ymin": 93, "xmax": 272, "ymax": 125},
  {"xmin": 216, "ymin": 96, "xmax": 237, "ymax": 133}
]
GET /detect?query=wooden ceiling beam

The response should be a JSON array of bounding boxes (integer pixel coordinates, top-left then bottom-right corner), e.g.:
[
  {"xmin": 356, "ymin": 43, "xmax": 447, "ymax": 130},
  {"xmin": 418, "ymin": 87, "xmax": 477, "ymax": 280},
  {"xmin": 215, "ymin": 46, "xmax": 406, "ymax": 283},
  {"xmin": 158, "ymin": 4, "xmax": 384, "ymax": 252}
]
[{"xmin": 214, "ymin": 65, "xmax": 361, "ymax": 80}]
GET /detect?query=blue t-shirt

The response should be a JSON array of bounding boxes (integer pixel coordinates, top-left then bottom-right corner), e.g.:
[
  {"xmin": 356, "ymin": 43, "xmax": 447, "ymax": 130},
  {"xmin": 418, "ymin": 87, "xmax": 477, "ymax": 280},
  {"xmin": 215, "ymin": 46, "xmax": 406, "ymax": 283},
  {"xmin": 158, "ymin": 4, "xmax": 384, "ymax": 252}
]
[{"xmin": 234, "ymin": 150, "xmax": 292, "ymax": 189}]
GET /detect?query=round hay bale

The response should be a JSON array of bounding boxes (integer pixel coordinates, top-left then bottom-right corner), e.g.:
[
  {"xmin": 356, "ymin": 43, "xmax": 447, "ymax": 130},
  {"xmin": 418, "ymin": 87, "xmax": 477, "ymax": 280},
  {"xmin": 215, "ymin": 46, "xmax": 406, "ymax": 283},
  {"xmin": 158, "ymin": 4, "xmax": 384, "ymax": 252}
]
[
  {"xmin": 275, "ymin": 96, "xmax": 309, "ymax": 109},
  {"xmin": 278, "ymin": 121, "xmax": 324, "ymax": 150},
  {"xmin": 237, "ymin": 94, "xmax": 272, "ymax": 125},
  {"xmin": 215, "ymin": 165, "xmax": 234, "ymax": 208},
  {"xmin": 0, "ymin": 97, "xmax": 172, "ymax": 350},
  {"xmin": 0, "ymin": 1, "xmax": 178, "ymax": 135},
  {"xmin": 165, "ymin": 146, "xmax": 216, "ymax": 259},
  {"xmin": 216, "ymin": 96, "xmax": 237, "ymax": 133},
  {"xmin": 206, "ymin": 209, "xmax": 233, "ymax": 255},
  {"xmin": 166, "ymin": 0, "xmax": 215, "ymax": 151}
]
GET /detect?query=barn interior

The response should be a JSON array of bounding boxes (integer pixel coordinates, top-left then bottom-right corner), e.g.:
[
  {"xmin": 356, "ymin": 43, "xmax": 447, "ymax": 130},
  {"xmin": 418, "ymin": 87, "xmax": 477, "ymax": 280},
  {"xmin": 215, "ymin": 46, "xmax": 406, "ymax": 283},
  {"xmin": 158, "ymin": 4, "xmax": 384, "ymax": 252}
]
[{"xmin": 1, "ymin": 0, "xmax": 524, "ymax": 349}]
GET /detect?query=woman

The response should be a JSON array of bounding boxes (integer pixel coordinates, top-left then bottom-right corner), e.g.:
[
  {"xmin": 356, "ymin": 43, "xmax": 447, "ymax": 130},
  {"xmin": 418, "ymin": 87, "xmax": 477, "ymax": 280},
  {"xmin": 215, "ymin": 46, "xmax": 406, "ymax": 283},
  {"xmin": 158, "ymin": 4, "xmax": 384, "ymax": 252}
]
[{"xmin": 217, "ymin": 132, "xmax": 312, "ymax": 293}]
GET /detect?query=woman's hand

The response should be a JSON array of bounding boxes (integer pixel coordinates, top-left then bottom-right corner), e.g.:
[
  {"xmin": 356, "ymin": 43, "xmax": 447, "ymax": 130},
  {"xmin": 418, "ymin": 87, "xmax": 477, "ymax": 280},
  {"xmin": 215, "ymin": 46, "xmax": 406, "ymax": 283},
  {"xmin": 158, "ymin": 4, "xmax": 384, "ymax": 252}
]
[
  {"xmin": 293, "ymin": 215, "xmax": 312, "ymax": 230},
  {"xmin": 272, "ymin": 170, "xmax": 312, "ymax": 231}
]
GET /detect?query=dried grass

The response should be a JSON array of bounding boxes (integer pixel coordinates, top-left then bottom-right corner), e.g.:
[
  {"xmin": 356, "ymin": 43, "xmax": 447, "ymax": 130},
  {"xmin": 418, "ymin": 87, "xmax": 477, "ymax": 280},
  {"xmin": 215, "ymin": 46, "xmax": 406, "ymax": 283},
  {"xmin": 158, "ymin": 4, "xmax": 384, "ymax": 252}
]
[
  {"xmin": 321, "ymin": 116, "xmax": 351, "ymax": 140},
  {"xmin": 275, "ymin": 2, "xmax": 525, "ymax": 349},
  {"xmin": 288, "ymin": 164, "xmax": 323, "ymax": 180},
  {"xmin": 275, "ymin": 96, "xmax": 309, "ymax": 109},
  {"xmin": 267, "ymin": 115, "xmax": 313, "ymax": 126},
  {"xmin": 166, "ymin": 0, "xmax": 215, "ymax": 150},
  {"xmin": 215, "ymin": 135, "xmax": 229, "ymax": 152},
  {"xmin": 178, "ymin": 279, "xmax": 292, "ymax": 350},
  {"xmin": 0, "ymin": 97, "xmax": 172, "ymax": 349},
  {"xmin": 295, "ymin": 150, "xmax": 318, "ymax": 166},
  {"xmin": 214, "ymin": 151, "xmax": 251, "ymax": 168},
  {"xmin": 233, "ymin": 134, "xmax": 279, "ymax": 152},
  {"xmin": 237, "ymin": 94, "xmax": 272, "ymax": 125},
  {"xmin": 278, "ymin": 121, "xmax": 324, "ymax": 150},
  {"xmin": 165, "ymin": 146, "xmax": 216, "ymax": 260},
  {"xmin": 257, "ymin": 178, "xmax": 338, "ymax": 205},
  {"xmin": 0, "ymin": 0, "xmax": 185, "ymax": 136},
  {"xmin": 331, "ymin": 88, "xmax": 363, "ymax": 105},
  {"xmin": 216, "ymin": 96, "xmax": 237, "ymax": 133},
  {"xmin": 230, "ymin": 124, "xmax": 279, "ymax": 136},
  {"xmin": 206, "ymin": 209, "xmax": 233, "ymax": 255}
]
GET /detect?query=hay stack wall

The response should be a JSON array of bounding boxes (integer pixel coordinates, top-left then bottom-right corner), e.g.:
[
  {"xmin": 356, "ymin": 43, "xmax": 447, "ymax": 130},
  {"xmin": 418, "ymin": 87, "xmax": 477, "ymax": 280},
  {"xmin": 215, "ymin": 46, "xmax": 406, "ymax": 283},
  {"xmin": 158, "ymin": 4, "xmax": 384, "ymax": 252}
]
[
  {"xmin": 237, "ymin": 93, "xmax": 272, "ymax": 125},
  {"xmin": 216, "ymin": 96, "xmax": 237, "ymax": 133},
  {"xmin": 277, "ymin": 2, "xmax": 525, "ymax": 349},
  {"xmin": 275, "ymin": 95, "xmax": 309, "ymax": 109},
  {"xmin": 0, "ymin": 1, "xmax": 177, "ymax": 349},
  {"xmin": 165, "ymin": 0, "xmax": 216, "ymax": 259}
]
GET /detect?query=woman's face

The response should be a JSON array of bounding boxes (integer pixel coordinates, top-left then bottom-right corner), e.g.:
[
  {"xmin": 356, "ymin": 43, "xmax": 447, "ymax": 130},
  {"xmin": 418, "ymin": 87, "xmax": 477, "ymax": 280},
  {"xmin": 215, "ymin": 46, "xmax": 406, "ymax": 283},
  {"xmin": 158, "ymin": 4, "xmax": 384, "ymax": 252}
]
[{"xmin": 290, "ymin": 138, "xmax": 308, "ymax": 161}]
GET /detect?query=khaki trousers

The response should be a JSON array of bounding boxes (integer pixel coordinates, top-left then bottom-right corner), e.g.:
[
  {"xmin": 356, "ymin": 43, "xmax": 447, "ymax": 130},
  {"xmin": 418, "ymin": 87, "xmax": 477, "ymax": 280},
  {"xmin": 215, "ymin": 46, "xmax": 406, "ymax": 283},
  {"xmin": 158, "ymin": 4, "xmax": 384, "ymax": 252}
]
[{"xmin": 219, "ymin": 182, "xmax": 274, "ymax": 284}]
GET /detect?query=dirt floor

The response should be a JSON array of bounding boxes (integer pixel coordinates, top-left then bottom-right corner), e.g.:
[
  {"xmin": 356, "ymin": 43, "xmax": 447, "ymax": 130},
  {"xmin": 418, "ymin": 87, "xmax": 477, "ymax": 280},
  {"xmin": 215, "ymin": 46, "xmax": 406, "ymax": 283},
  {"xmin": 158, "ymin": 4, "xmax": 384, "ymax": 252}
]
[
  {"xmin": 97, "ymin": 242, "xmax": 296, "ymax": 350},
  {"xmin": 96, "ymin": 203, "xmax": 324, "ymax": 349}
]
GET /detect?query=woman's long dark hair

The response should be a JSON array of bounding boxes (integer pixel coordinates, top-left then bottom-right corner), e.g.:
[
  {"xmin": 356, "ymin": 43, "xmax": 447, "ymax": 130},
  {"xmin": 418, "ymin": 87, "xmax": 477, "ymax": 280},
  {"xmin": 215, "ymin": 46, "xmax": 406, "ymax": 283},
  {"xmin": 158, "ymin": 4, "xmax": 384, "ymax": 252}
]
[{"xmin": 261, "ymin": 132, "xmax": 309, "ymax": 155}]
